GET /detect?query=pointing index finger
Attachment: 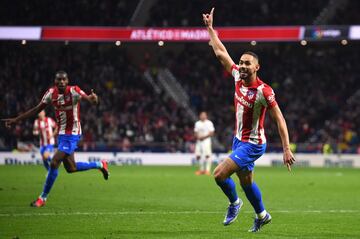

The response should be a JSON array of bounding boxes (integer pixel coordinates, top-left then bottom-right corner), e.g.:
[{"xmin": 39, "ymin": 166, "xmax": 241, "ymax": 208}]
[
  {"xmin": 286, "ymin": 163, "xmax": 292, "ymax": 172},
  {"xmin": 210, "ymin": 7, "xmax": 214, "ymax": 16}
]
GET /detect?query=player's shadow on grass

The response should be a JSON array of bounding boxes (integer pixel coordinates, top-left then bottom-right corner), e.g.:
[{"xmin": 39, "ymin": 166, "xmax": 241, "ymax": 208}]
[{"xmin": 108, "ymin": 230, "xmax": 212, "ymax": 237}]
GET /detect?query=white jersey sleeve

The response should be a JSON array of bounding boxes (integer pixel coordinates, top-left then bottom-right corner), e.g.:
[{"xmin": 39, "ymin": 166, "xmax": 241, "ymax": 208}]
[
  {"xmin": 41, "ymin": 88, "xmax": 53, "ymax": 105},
  {"xmin": 70, "ymin": 85, "xmax": 87, "ymax": 102},
  {"xmin": 231, "ymin": 64, "xmax": 241, "ymax": 82},
  {"xmin": 194, "ymin": 121, "xmax": 200, "ymax": 133},
  {"xmin": 207, "ymin": 120, "xmax": 215, "ymax": 133}
]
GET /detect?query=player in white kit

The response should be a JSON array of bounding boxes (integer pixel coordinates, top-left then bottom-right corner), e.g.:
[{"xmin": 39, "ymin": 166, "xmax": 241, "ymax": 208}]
[{"xmin": 194, "ymin": 111, "xmax": 215, "ymax": 175}]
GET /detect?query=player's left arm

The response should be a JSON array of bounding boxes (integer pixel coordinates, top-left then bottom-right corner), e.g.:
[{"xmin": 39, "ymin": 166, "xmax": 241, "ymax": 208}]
[
  {"xmin": 76, "ymin": 86, "xmax": 98, "ymax": 105},
  {"xmin": 83, "ymin": 89, "xmax": 98, "ymax": 105},
  {"xmin": 269, "ymin": 105, "xmax": 296, "ymax": 171}
]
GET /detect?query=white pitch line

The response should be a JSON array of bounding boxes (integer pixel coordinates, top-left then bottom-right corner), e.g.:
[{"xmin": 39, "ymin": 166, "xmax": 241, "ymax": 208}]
[{"xmin": 0, "ymin": 210, "xmax": 359, "ymax": 217}]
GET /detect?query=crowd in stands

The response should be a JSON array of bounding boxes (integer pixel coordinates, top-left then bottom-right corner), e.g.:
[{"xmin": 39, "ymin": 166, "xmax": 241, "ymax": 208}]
[
  {"xmin": 0, "ymin": 0, "xmax": 139, "ymax": 26},
  {"xmin": 146, "ymin": 0, "xmax": 329, "ymax": 27},
  {"xmin": 1, "ymin": 41, "xmax": 359, "ymax": 153},
  {"xmin": 1, "ymin": 1, "xmax": 360, "ymax": 153},
  {"xmin": 2, "ymin": 0, "xmax": 359, "ymax": 27},
  {"xmin": 328, "ymin": 0, "xmax": 360, "ymax": 25}
]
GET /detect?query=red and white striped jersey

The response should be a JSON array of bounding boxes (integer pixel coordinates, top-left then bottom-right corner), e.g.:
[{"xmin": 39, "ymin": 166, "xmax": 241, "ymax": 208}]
[
  {"xmin": 33, "ymin": 117, "xmax": 56, "ymax": 146},
  {"xmin": 41, "ymin": 85, "xmax": 87, "ymax": 135},
  {"xmin": 231, "ymin": 64, "xmax": 277, "ymax": 145}
]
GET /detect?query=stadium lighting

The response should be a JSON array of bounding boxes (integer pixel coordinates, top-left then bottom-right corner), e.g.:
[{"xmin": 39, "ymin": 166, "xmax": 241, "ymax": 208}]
[
  {"xmin": 250, "ymin": 40, "xmax": 257, "ymax": 46},
  {"xmin": 341, "ymin": 39, "xmax": 348, "ymax": 45},
  {"xmin": 158, "ymin": 40, "xmax": 164, "ymax": 46},
  {"xmin": 21, "ymin": 40, "xmax": 26, "ymax": 45},
  {"xmin": 115, "ymin": 40, "xmax": 121, "ymax": 46},
  {"xmin": 300, "ymin": 40, "xmax": 307, "ymax": 46}
]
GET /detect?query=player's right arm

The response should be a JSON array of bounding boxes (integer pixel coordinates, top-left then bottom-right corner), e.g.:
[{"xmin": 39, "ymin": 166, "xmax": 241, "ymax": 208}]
[
  {"xmin": 203, "ymin": 7, "xmax": 235, "ymax": 74},
  {"xmin": 2, "ymin": 103, "xmax": 47, "ymax": 128}
]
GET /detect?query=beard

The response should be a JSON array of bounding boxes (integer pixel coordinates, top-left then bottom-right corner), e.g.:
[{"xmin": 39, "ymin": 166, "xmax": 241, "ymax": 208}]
[
  {"xmin": 240, "ymin": 69, "xmax": 253, "ymax": 80},
  {"xmin": 240, "ymin": 72, "xmax": 248, "ymax": 79}
]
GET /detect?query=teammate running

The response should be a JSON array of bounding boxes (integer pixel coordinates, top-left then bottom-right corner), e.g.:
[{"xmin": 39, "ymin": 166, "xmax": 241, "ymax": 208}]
[
  {"xmin": 2, "ymin": 71, "xmax": 109, "ymax": 207},
  {"xmin": 33, "ymin": 110, "xmax": 57, "ymax": 171},
  {"xmin": 203, "ymin": 8, "xmax": 295, "ymax": 232}
]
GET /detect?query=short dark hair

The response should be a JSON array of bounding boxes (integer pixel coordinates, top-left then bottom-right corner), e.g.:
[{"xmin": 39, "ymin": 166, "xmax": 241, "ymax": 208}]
[
  {"xmin": 55, "ymin": 70, "xmax": 68, "ymax": 78},
  {"xmin": 242, "ymin": 51, "xmax": 259, "ymax": 63}
]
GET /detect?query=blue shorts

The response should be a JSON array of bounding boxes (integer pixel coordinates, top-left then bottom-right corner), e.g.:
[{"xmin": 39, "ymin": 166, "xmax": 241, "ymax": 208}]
[
  {"xmin": 40, "ymin": 144, "xmax": 54, "ymax": 155},
  {"xmin": 229, "ymin": 137, "xmax": 266, "ymax": 171},
  {"xmin": 58, "ymin": 135, "xmax": 81, "ymax": 155}
]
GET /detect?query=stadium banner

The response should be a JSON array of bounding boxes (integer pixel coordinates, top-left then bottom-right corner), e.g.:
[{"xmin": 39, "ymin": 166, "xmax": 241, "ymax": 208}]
[
  {"xmin": 349, "ymin": 25, "xmax": 360, "ymax": 39},
  {"xmin": 0, "ymin": 26, "xmax": 303, "ymax": 42},
  {"xmin": 41, "ymin": 27, "xmax": 301, "ymax": 42},
  {"xmin": 304, "ymin": 26, "xmax": 349, "ymax": 40},
  {"xmin": 0, "ymin": 152, "xmax": 360, "ymax": 168},
  {"xmin": 39, "ymin": 26, "xmax": 302, "ymax": 42},
  {"xmin": 0, "ymin": 27, "xmax": 42, "ymax": 40},
  {"xmin": 4, "ymin": 26, "xmax": 360, "ymax": 42}
]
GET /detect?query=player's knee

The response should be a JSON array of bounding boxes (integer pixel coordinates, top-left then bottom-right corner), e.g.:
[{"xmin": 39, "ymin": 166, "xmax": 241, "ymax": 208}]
[
  {"xmin": 65, "ymin": 167, "xmax": 77, "ymax": 173},
  {"xmin": 43, "ymin": 152, "xmax": 50, "ymax": 159},
  {"xmin": 213, "ymin": 168, "xmax": 226, "ymax": 182}
]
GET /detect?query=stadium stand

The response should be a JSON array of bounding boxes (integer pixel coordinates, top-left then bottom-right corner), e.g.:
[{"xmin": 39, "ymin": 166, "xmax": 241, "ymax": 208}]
[
  {"xmin": 146, "ymin": 0, "xmax": 329, "ymax": 26},
  {"xmin": 0, "ymin": 0, "xmax": 139, "ymax": 26},
  {"xmin": 2, "ymin": 0, "xmax": 357, "ymax": 27},
  {"xmin": 0, "ymin": 41, "xmax": 359, "ymax": 153},
  {"xmin": 0, "ymin": 1, "xmax": 359, "ymax": 153}
]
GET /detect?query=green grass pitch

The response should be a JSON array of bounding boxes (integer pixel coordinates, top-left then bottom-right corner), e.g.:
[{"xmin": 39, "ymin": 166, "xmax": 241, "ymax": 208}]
[{"xmin": 0, "ymin": 165, "xmax": 360, "ymax": 238}]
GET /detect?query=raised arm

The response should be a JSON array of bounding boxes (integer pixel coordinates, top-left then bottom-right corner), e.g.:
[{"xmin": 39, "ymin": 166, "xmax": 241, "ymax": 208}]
[
  {"xmin": 81, "ymin": 89, "xmax": 99, "ymax": 105},
  {"xmin": 269, "ymin": 105, "xmax": 296, "ymax": 171},
  {"xmin": 203, "ymin": 7, "xmax": 235, "ymax": 73},
  {"xmin": 2, "ymin": 103, "xmax": 47, "ymax": 128}
]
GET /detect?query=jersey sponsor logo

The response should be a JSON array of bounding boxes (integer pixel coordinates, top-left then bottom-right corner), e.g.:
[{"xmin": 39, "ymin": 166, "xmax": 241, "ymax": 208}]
[
  {"xmin": 235, "ymin": 92, "xmax": 253, "ymax": 108},
  {"xmin": 247, "ymin": 90, "xmax": 255, "ymax": 100}
]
